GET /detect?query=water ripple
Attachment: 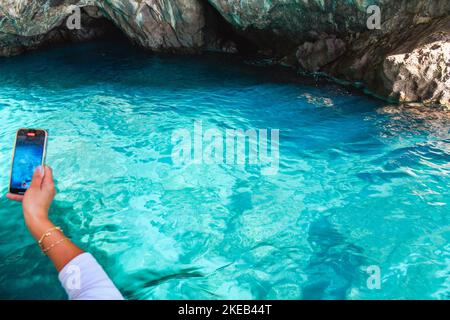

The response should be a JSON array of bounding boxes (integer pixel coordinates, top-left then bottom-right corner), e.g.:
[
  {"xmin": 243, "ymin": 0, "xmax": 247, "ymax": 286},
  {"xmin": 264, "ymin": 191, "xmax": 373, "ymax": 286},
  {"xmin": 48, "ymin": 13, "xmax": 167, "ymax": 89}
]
[{"xmin": 0, "ymin": 42, "xmax": 449, "ymax": 299}]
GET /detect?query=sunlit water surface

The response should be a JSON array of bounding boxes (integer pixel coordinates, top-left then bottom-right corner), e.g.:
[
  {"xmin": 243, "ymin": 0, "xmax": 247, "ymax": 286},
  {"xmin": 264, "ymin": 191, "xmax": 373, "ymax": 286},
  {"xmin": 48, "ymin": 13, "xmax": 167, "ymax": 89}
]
[{"xmin": 0, "ymin": 42, "xmax": 449, "ymax": 299}]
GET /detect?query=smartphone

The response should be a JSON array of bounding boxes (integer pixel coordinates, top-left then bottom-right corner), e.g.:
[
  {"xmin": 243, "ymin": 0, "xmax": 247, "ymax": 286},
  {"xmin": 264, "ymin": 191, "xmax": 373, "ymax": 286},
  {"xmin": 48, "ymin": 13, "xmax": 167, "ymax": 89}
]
[{"xmin": 9, "ymin": 128, "xmax": 48, "ymax": 195}]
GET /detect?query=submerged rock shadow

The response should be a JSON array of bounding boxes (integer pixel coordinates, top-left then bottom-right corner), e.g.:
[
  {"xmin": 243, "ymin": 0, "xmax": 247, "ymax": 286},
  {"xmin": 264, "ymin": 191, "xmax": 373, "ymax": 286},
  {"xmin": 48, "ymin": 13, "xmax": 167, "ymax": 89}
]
[{"xmin": 302, "ymin": 216, "xmax": 365, "ymax": 300}]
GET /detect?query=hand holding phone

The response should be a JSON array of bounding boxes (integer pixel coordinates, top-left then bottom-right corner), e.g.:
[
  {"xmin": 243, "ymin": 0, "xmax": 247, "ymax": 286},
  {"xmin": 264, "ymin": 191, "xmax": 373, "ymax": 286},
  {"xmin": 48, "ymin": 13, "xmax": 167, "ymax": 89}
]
[
  {"xmin": 7, "ymin": 165, "xmax": 56, "ymax": 231},
  {"xmin": 9, "ymin": 128, "xmax": 48, "ymax": 195}
]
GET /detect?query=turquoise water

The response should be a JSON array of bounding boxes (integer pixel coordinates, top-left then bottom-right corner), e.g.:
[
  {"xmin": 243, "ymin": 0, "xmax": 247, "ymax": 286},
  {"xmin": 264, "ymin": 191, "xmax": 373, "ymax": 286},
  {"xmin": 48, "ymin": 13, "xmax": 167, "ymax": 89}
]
[{"xmin": 0, "ymin": 42, "xmax": 449, "ymax": 300}]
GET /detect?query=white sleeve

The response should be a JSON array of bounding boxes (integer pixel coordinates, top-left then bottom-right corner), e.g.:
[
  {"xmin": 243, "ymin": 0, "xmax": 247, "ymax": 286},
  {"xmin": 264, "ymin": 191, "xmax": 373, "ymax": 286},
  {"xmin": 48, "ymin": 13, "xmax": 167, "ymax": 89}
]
[{"xmin": 58, "ymin": 252, "xmax": 124, "ymax": 300}]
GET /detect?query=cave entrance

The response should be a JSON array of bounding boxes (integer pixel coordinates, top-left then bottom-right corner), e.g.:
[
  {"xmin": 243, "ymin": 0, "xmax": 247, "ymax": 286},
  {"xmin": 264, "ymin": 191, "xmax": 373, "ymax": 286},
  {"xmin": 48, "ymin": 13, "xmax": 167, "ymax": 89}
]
[
  {"xmin": 44, "ymin": 6, "xmax": 131, "ymax": 49},
  {"xmin": 42, "ymin": 3, "xmax": 260, "ymax": 56},
  {"xmin": 203, "ymin": 1, "xmax": 259, "ymax": 55}
]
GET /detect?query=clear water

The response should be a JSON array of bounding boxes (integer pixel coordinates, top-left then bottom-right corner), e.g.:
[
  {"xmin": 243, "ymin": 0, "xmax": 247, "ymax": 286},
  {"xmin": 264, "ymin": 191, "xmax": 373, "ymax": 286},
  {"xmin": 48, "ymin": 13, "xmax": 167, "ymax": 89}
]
[{"xmin": 0, "ymin": 41, "xmax": 449, "ymax": 300}]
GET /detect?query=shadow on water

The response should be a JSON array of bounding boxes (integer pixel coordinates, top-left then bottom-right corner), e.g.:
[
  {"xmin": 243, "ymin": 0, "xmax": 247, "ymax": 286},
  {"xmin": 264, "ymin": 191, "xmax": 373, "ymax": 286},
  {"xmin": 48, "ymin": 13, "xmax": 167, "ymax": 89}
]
[
  {"xmin": 302, "ymin": 216, "xmax": 365, "ymax": 300},
  {"xmin": 0, "ymin": 243, "xmax": 66, "ymax": 299},
  {"xmin": 224, "ymin": 178, "xmax": 254, "ymax": 234},
  {"xmin": 0, "ymin": 195, "xmax": 113, "ymax": 299},
  {"xmin": 0, "ymin": 196, "xmax": 68, "ymax": 299},
  {"xmin": 0, "ymin": 39, "xmax": 372, "ymax": 100},
  {"xmin": 120, "ymin": 267, "xmax": 205, "ymax": 300}
]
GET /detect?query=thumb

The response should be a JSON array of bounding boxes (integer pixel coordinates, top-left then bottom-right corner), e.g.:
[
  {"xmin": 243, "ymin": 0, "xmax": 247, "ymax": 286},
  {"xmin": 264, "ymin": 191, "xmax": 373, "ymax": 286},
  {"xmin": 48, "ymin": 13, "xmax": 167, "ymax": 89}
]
[
  {"xmin": 29, "ymin": 165, "xmax": 45, "ymax": 189},
  {"xmin": 42, "ymin": 166, "xmax": 55, "ymax": 191}
]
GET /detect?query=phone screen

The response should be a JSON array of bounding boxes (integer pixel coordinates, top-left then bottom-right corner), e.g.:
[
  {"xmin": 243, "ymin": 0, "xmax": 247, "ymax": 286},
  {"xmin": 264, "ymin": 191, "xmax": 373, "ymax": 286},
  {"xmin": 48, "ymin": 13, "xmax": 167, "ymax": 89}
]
[{"xmin": 10, "ymin": 129, "xmax": 47, "ymax": 194}]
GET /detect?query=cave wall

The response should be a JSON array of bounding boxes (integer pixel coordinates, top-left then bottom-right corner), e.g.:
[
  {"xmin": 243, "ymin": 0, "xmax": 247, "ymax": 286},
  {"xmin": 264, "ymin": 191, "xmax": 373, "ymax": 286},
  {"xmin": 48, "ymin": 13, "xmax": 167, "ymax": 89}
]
[{"xmin": 0, "ymin": 0, "xmax": 449, "ymax": 106}]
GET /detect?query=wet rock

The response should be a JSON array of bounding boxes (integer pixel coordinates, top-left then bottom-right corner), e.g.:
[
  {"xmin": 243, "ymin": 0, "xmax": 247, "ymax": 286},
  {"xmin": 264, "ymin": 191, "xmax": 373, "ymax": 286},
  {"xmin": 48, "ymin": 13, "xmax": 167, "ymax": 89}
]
[
  {"xmin": 1, "ymin": 0, "xmax": 449, "ymax": 106},
  {"xmin": 208, "ymin": 0, "xmax": 450, "ymax": 106},
  {"xmin": 0, "ymin": 4, "xmax": 116, "ymax": 56},
  {"xmin": 296, "ymin": 37, "xmax": 346, "ymax": 72},
  {"xmin": 0, "ymin": 0, "xmax": 205, "ymax": 55},
  {"xmin": 99, "ymin": 0, "xmax": 205, "ymax": 52},
  {"xmin": 382, "ymin": 31, "xmax": 450, "ymax": 106},
  {"xmin": 327, "ymin": 16, "xmax": 450, "ymax": 107}
]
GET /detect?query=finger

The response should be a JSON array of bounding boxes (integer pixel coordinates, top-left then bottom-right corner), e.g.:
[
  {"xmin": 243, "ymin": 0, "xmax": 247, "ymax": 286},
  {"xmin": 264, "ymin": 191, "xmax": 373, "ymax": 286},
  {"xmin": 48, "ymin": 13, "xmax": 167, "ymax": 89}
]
[
  {"xmin": 42, "ymin": 166, "xmax": 55, "ymax": 191},
  {"xmin": 6, "ymin": 193, "xmax": 24, "ymax": 202},
  {"xmin": 29, "ymin": 165, "xmax": 45, "ymax": 189}
]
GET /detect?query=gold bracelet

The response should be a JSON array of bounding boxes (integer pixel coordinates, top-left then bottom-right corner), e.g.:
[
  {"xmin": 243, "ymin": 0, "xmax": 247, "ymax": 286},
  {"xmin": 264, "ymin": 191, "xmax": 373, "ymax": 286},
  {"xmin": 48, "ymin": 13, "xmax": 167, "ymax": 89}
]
[
  {"xmin": 42, "ymin": 237, "xmax": 69, "ymax": 254},
  {"xmin": 38, "ymin": 226, "xmax": 63, "ymax": 249}
]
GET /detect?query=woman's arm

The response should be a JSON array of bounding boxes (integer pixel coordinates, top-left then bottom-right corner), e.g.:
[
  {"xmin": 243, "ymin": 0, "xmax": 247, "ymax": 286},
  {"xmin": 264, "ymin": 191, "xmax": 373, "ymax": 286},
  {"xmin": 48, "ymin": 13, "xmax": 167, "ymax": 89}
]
[
  {"xmin": 7, "ymin": 166, "xmax": 83, "ymax": 271},
  {"xmin": 7, "ymin": 166, "xmax": 123, "ymax": 300}
]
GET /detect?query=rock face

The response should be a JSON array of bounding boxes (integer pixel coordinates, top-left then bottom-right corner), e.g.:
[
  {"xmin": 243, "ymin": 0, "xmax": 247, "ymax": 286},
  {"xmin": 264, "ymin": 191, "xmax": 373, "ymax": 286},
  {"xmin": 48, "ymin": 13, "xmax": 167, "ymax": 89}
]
[
  {"xmin": 382, "ymin": 33, "xmax": 450, "ymax": 106},
  {"xmin": 0, "ymin": 3, "xmax": 116, "ymax": 56},
  {"xmin": 325, "ymin": 11, "xmax": 450, "ymax": 106},
  {"xmin": 99, "ymin": 0, "xmax": 204, "ymax": 52},
  {"xmin": 296, "ymin": 37, "xmax": 346, "ymax": 72},
  {"xmin": 208, "ymin": 0, "xmax": 371, "ymax": 49},
  {"xmin": 0, "ymin": 0, "xmax": 449, "ymax": 106},
  {"xmin": 208, "ymin": 0, "xmax": 450, "ymax": 106},
  {"xmin": 0, "ymin": 0, "xmax": 205, "ymax": 55}
]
